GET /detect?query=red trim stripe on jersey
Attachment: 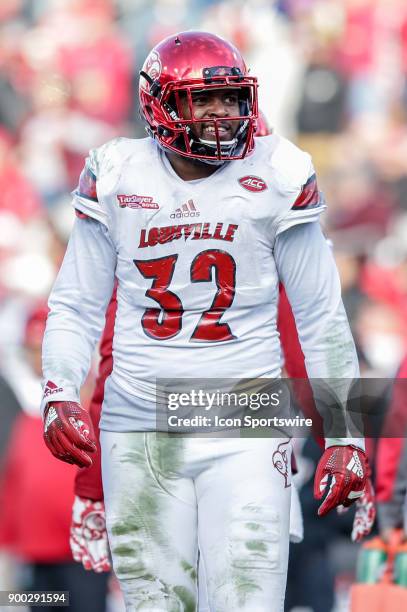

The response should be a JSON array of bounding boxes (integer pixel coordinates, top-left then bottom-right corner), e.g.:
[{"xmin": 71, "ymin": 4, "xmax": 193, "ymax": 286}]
[
  {"xmin": 75, "ymin": 209, "xmax": 89, "ymax": 219},
  {"xmin": 76, "ymin": 166, "xmax": 98, "ymax": 202},
  {"xmin": 292, "ymin": 174, "xmax": 319, "ymax": 210}
]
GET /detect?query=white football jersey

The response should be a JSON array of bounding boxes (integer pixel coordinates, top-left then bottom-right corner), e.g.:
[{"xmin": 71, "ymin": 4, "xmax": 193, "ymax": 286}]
[
  {"xmin": 76, "ymin": 136, "xmax": 322, "ymax": 390},
  {"xmin": 42, "ymin": 135, "xmax": 360, "ymax": 431}
]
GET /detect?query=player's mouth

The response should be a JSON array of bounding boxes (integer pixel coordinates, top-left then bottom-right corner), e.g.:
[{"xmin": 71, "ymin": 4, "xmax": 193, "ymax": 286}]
[{"xmin": 201, "ymin": 122, "xmax": 233, "ymax": 141}]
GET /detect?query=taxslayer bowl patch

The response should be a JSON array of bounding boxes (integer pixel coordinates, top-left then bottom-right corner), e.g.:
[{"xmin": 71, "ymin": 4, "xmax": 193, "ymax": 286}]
[
  {"xmin": 238, "ymin": 175, "xmax": 268, "ymax": 192},
  {"xmin": 117, "ymin": 194, "xmax": 159, "ymax": 210}
]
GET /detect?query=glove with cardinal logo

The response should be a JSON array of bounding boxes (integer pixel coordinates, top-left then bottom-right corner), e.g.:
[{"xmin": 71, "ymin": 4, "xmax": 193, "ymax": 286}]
[{"xmin": 70, "ymin": 496, "xmax": 111, "ymax": 573}]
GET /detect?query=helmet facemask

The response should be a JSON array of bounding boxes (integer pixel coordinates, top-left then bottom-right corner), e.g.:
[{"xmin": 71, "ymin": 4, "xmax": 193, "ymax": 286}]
[{"xmin": 141, "ymin": 72, "xmax": 258, "ymax": 165}]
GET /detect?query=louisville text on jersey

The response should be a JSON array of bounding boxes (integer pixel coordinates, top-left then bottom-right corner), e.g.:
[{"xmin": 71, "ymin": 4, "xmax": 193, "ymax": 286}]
[
  {"xmin": 117, "ymin": 194, "xmax": 159, "ymax": 209},
  {"xmin": 139, "ymin": 222, "xmax": 238, "ymax": 248}
]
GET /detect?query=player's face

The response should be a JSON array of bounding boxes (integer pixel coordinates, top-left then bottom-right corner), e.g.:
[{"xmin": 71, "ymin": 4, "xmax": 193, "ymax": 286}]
[{"xmin": 180, "ymin": 89, "xmax": 241, "ymax": 142}]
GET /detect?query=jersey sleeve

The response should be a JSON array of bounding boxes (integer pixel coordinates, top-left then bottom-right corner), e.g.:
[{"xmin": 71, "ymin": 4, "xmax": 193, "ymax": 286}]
[
  {"xmin": 41, "ymin": 216, "xmax": 116, "ymax": 415},
  {"xmin": 270, "ymin": 137, "xmax": 326, "ymax": 236},
  {"xmin": 274, "ymin": 222, "xmax": 364, "ymax": 450},
  {"xmin": 71, "ymin": 141, "xmax": 116, "ymax": 228}
]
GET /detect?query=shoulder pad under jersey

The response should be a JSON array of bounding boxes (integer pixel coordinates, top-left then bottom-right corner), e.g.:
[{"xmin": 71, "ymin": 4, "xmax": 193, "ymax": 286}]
[
  {"xmin": 71, "ymin": 137, "xmax": 146, "ymax": 227},
  {"xmin": 265, "ymin": 135, "xmax": 327, "ymax": 235}
]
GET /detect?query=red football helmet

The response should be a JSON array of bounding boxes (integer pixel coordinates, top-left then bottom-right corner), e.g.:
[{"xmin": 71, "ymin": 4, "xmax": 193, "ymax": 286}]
[
  {"xmin": 256, "ymin": 110, "xmax": 272, "ymax": 137},
  {"xmin": 139, "ymin": 31, "xmax": 258, "ymax": 164}
]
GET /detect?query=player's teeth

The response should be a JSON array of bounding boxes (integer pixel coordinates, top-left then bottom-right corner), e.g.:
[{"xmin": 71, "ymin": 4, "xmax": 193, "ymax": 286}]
[{"xmin": 205, "ymin": 127, "xmax": 227, "ymax": 133}]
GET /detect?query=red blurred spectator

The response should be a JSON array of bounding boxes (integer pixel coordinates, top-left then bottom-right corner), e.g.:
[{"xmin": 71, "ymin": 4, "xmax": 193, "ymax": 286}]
[
  {"xmin": 0, "ymin": 0, "xmax": 22, "ymax": 23},
  {"xmin": 400, "ymin": 8, "xmax": 407, "ymax": 76},
  {"xmin": 375, "ymin": 355, "xmax": 407, "ymax": 539},
  {"xmin": 336, "ymin": 0, "xmax": 377, "ymax": 79},
  {"xmin": 0, "ymin": 127, "xmax": 43, "ymax": 221},
  {"xmin": 57, "ymin": 2, "xmax": 133, "ymax": 127},
  {"xmin": 0, "ymin": 303, "xmax": 109, "ymax": 611},
  {"xmin": 361, "ymin": 262, "xmax": 407, "ymax": 343}
]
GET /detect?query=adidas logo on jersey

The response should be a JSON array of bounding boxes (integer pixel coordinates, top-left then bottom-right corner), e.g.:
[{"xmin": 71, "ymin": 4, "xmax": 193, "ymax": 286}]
[
  {"xmin": 346, "ymin": 451, "xmax": 364, "ymax": 479},
  {"xmin": 170, "ymin": 199, "xmax": 200, "ymax": 219},
  {"xmin": 43, "ymin": 380, "xmax": 64, "ymax": 397}
]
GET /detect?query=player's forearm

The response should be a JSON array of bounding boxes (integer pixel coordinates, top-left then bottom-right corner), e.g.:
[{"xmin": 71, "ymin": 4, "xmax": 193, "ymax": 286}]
[
  {"xmin": 41, "ymin": 217, "xmax": 116, "ymax": 415},
  {"xmin": 275, "ymin": 222, "xmax": 363, "ymax": 448},
  {"xmin": 42, "ymin": 327, "xmax": 95, "ymax": 405},
  {"xmin": 275, "ymin": 222, "xmax": 358, "ymax": 377}
]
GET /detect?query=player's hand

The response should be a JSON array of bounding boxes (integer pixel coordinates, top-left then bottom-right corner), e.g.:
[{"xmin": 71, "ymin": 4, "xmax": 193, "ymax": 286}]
[
  {"xmin": 43, "ymin": 401, "xmax": 96, "ymax": 468},
  {"xmin": 314, "ymin": 445, "xmax": 367, "ymax": 517},
  {"xmin": 350, "ymin": 475, "xmax": 376, "ymax": 542},
  {"xmin": 70, "ymin": 496, "xmax": 111, "ymax": 573}
]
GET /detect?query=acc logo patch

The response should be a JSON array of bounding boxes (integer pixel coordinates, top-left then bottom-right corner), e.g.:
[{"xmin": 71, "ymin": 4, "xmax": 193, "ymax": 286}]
[
  {"xmin": 238, "ymin": 175, "xmax": 268, "ymax": 192},
  {"xmin": 145, "ymin": 50, "xmax": 162, "ymax": 80}
]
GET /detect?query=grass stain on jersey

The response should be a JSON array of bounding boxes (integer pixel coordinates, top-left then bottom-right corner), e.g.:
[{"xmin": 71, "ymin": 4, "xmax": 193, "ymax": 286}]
[
  {"xmin": 115, "ymin": 560, "xmax": 148, "ymax": 576},
  {"xmin": 231, "ymin": 560, "xmax": 263, "ymax": 605},
  {"xmin": 146, "ymin": 433, "xmax": 186, "ymax": 479},
  {"xmin": 245, "ymin": 521, "xmax": 262, "ymax": 532},
  {"xmin": 234, "ymin": 577, "xmax": 262, "ymax": 606},
  {"xmin": 124, "ymin": 579, "xmax": 196, "ymax": 612},
  {"xmin": 180, "ymin": 559, "xmax": 197, "ymax": 581},
  {"xmin": 324, "ymin": 318, "xmax": 356, "ymax": 378},
  {"xmin": 112, "ymin": 544, "xmax": 135, "ymax": 557},
  {"xmin": 226, "ymin": 503, "xmax": 276, "ymax": 607},
  {"xmin": 111, "ymin": 521, "xmax": 140, "ymax": 536},
  {"xmin": 245, "ymin": 540, "xmax": 268, "ymax": 554},
  {"xmin": 172, "ymin": 586, "xmax": 196, "ymax": 612},
  {"xmin": 110, "ymin": 432, "xmax": 195, "ymax": 606},
  {"xmin": 109, "ymin": 434, "xmax": 168, "ymax": 582}
]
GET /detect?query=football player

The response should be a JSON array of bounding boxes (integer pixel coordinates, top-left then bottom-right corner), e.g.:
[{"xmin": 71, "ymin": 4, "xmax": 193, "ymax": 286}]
[
  {"xmin": 68, "ymin": 285, "xmax": 375, "ymax": 593},
  {"xmin": 41, "ymin": 32, "xmax": 368, "ymax": 611}
]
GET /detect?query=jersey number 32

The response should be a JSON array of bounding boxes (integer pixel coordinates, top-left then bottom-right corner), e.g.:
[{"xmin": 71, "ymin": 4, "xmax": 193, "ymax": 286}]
[{"xmin": 134, "ymin": 249, "xmax": 236, "ymax": 343}]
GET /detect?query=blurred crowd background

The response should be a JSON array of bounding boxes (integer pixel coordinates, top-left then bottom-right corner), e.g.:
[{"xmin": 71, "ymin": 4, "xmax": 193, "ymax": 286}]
[{"xmin": 0, "ymin": 0, "xmax": 407, "ymax": 611}]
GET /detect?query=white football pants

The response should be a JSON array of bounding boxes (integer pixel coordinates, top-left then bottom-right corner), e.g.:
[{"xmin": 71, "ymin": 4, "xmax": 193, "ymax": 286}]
[{"xmin": 101, "ymin": 432, "xmax": 292, "ymax": 612}]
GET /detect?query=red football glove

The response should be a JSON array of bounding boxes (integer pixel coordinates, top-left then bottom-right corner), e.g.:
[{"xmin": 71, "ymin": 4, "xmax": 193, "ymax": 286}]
[
  {"xmin": 43, "ymin": 401, "xmax": 96, "ymax": 468},
  {"xmin": 314, "ymin": 445, "xmax": 367, "ymax": 517},
  {"xmin": 337, "ymin": 473, "xmax": 376, "ymax": 541},
  {"xmin": 351, "ymin": 475, "xmax": 376, "ymax": 542},
  {"xmin": 70, "ymin": 496, "xmax": 111, "ymax": 573}
]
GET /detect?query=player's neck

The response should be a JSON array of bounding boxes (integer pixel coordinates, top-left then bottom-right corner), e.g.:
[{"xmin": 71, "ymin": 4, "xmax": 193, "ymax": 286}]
[{"xmin": 165, "ymin": 152, "xmax": 220, "ymax": 181}]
